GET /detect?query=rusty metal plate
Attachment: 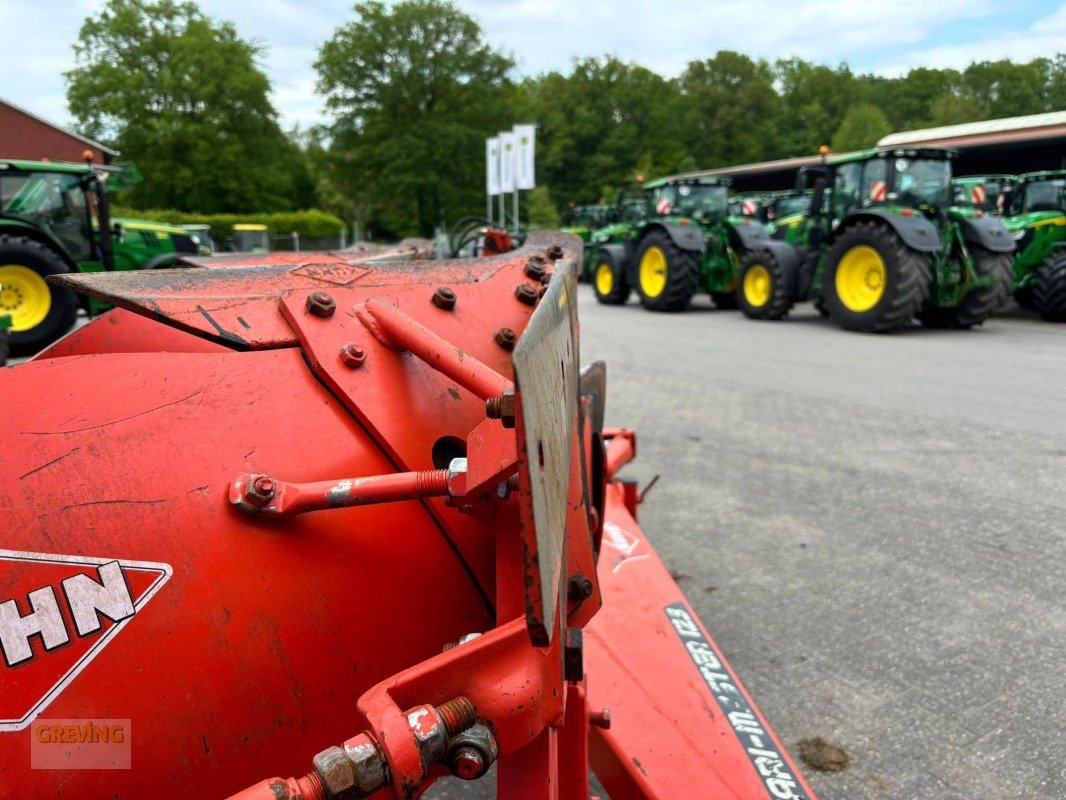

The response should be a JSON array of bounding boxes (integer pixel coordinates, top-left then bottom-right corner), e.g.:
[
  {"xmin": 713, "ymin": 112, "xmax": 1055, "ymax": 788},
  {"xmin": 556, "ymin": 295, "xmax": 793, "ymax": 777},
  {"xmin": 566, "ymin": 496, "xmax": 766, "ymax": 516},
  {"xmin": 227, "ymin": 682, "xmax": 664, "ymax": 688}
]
[{"xmin": 512, "ymin": 234, "xmax": 583, "ymax": 645}]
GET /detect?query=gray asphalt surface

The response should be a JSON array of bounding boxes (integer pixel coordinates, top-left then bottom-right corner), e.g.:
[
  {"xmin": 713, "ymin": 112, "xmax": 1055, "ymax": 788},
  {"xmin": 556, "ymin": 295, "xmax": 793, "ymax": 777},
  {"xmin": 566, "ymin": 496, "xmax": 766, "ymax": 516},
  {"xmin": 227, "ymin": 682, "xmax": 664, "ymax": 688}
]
[
  {"xmin": 20, "ymin": 291, "xmax": 1066, "ymax": 799},
  {"xmin": 574, "ymin": 287, "xmax": 1066, "ymax": 799}
]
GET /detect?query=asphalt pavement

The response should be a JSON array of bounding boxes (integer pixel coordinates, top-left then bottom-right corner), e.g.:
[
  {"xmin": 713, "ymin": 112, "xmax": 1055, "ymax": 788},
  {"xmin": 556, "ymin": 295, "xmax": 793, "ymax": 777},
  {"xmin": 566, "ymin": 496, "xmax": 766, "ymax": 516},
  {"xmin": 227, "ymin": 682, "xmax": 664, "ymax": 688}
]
[{"xmin": 571, "ymin": 287, "xmax": 1066, "ymax": 799}]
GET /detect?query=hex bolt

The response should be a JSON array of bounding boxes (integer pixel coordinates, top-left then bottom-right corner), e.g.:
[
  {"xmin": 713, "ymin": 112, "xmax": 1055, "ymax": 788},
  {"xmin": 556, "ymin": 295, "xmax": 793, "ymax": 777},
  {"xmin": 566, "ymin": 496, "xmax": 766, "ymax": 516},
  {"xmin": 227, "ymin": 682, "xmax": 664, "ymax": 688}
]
[
  {"xmin": 493, "ymin": 327, "xmax": 517, "ymax": 351},
  {"xmin": 546, "ymin": 244, "xmax": 564, "ymax": 261},
  {"xmin": 568, "ymin": 575, "xmax": 594, "ymax": 601},
  {"xmin": 432, "ymin": 287, "xmax": 457, "ymax": 311},
  {"xmin": 523, "ymin": 259, "xmax": 546, "ymax": 280},
  {"xmin": 305, "ymin": 291, "xmax": 336, "ymax": 318},
  {"xmin": 485, "ymin": 389, "xmax": 516, "ymax": 427},
  {"xmin": 246, "ymin": 475, "xmax": 277, "ymax": 506},
  {"xmin": 589, "ymin": 708, "xmax": 612, "ymax": 729},
  {"xmin": 436, "ymin": 696, "xmax": 477, "ymax": 738},
  {"xmin": 514, "ymin": 284, "xmax": 538, "ymax": 306},
  {"xmin": 339, "ymin": 343, "xmax": 367, "ymax": 369},
  {"xmin": 450, "ymin": 747, "xmax": 486, "ymax": 781}
]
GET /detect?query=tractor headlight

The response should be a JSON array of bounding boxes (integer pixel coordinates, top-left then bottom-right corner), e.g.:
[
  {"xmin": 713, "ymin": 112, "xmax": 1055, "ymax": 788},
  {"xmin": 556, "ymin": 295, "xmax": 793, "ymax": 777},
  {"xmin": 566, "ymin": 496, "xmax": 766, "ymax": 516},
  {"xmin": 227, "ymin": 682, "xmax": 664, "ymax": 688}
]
[{"xmin": 1012, "ymin": 228, "xmax": 1028, "ymax": 240}]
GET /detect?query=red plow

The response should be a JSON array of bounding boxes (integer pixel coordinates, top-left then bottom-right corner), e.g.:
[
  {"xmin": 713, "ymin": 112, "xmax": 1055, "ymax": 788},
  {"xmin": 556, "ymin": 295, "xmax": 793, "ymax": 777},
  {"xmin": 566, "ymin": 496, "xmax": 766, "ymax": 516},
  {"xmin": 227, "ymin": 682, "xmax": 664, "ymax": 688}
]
[{"xmin": 0, "ymin": 232, "xmax": 814, "ymax": 799}]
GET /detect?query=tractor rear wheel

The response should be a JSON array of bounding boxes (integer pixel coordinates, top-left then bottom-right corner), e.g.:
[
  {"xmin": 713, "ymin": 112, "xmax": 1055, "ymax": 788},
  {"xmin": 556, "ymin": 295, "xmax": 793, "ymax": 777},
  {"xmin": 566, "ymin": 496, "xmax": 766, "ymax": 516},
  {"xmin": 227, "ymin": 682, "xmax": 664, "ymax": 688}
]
[
  {"xmin": 0, "ymin": 235, "xmax": 78, "ymax": 355},
  {"xmin": 0, "ymin": 326, "xmax": 8, "ymax": 366},
  {"xmin": 823, "ymin": 221, "xmax": 930, "ymax": 332},
  {"xmin": 1035, "ymin": 252, "xmax": 1066, "ymax": 321},
  {"xmin": 634, "ymin": 231, "xmax": 699, "ymax": 312},
  {"xmin": 591, "ymin": 250, "xmax": 630, "ymax": 305},
  {"xmin": 737, "ymin": 249, "xmax": 794, "ymax": 320},
  {"xmin": 917, "ymin": 247, "xmax": 1013, "ymax": 329}
]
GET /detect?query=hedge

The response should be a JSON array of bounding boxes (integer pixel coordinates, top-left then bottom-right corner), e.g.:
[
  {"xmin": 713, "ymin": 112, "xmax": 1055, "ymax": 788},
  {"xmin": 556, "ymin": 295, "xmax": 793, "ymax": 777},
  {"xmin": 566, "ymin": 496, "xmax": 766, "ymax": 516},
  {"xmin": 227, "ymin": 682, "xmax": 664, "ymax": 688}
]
[{"xmin": 110, "ymin": 207, "xmax": 346, "ymax": 242}]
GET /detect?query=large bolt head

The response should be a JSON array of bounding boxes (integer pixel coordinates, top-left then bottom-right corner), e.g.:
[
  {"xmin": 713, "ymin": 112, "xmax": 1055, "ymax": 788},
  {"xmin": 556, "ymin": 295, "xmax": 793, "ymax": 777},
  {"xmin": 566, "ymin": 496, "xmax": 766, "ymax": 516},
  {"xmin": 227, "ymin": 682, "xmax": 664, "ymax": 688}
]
[
  {"xmin": 306, "ymin": 291, "xmax": 336, "ymax": 318},
  {"xmin": 514, "ymin": 284, "xmax": 538, "ymax": 306},
  {"xmin": 523, "ymin": 259, "xmax": 546, "ymax": 280},
  {"xmin": 493, "ymin": 327, "xmax": 517, "ymax": 351},
  {"xmin": 342, "ymin": 734, "xmax": 388, "ymax": 796},
  {"xmin": 313, "ymin": 746, "xmax": 358, "ymax": 798},
  {"xmin": 431, "ymin": 287, "xmax": 457, "ymax": 310},
  {"xmin": 339, "ymin": 343, "xmax": 367, "ymax": 369},
  {"xmin": 246, "ymin": 475, "xmax": 277, "ymax": 506}
]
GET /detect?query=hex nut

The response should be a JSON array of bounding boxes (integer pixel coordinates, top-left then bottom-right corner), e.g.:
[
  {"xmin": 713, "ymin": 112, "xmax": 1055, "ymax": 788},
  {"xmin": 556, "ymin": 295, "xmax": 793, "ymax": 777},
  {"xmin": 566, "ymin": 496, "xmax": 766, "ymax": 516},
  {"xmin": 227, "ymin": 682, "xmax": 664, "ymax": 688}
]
[
  {"xmin": 340, "ymin": 343, "xmax": 366, "ymax": 369},
  {"xmin": 514, "ymin": 284, "xmax": 538, "ymax": 306},
  {"xmin": 493, "ymin": 327, "xmax": 517, "ymax": 351},
  {"xmin": 306, "ymin": 291, "xmax": 336, "ymax": 318},
  {"xmin": 432, "ymin": 287, "xmax": 457, "ymax": 310},
  {"xmin": 342, "ymin": 734, "xmax": 389, "ymax": 795},
  {"xmin": 313, "ymin": 746, "xmax": 358, "ymax": 799}
]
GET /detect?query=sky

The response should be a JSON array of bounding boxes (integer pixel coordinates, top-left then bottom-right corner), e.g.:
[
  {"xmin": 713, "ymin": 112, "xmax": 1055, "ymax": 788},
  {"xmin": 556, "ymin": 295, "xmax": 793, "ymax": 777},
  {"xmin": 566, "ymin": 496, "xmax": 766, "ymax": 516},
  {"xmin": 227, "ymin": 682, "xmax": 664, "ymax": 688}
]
[{"xmin": 3, "ymin": 0, "xmax": 1065, "ymax": 135}]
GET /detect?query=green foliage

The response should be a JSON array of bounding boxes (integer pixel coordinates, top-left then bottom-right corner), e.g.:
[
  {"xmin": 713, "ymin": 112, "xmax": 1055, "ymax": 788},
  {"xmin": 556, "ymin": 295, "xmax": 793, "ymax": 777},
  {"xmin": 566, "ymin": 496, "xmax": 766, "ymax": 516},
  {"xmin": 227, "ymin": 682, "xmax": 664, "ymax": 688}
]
[
  {"xmin": 315, "ymin": 0, "xmax": 515, "ymax": 238},
  {"xmin": 526, "ymin": 187, "xmax": 560, "ymax": 228},
  {"xmin": 111, "ymin": 207, "xmax": 345, "ymax": 242},
  {"xmin": 831, "ymin": 103, "xmax": 893, "ymax": 151},
  {"xmin": 66, "ymin": 0, "xmax": 314, "ymax": 213}
]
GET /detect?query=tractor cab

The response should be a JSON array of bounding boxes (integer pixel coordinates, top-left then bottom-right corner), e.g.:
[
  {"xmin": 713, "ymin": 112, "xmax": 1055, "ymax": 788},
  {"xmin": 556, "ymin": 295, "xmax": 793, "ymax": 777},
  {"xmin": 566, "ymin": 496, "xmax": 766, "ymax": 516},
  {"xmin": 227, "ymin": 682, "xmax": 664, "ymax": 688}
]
[
  {"xmin": 645, "ymin": 177, "xmax": 729, "ymax": 223},
  {"xmin": 1007, "ymin": 172, "xmax": 1066, "ymax": 216},
  {"xmin": 230, "ymin": 223, "xmax": 270, "ymax": 253},
  {"xmin": 1000, "ymin": 171, "xmax": 1066, "ymax": 320},
  {"xmin": 953, "ymin": 175, "xmax": 1015, "ymax": 215}
]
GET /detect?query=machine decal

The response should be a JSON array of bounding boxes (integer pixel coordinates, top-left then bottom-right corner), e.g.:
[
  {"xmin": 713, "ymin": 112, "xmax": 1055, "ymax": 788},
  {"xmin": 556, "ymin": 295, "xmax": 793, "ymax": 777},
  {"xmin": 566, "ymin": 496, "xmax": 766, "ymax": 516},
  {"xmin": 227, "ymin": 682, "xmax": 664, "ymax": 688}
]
[
  {"xmin": 601, "ymin": 521, "xmax": 648, "ymax": 573},
  {"xmin": 0, "ymin": 550, "xmax": 172, "ymax": 732},
  {"xmin": 665, "ymin": 603, "xmax": 809, "ymax": 800}
]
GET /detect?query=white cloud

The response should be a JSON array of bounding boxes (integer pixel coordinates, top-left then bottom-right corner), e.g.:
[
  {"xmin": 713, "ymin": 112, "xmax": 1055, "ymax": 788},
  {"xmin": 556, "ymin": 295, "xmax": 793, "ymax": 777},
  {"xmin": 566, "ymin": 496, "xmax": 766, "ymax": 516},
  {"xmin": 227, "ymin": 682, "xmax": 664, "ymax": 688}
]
[{"xmin": 0, "ymin": 0, "xmax": 1052, "ymax": 132}]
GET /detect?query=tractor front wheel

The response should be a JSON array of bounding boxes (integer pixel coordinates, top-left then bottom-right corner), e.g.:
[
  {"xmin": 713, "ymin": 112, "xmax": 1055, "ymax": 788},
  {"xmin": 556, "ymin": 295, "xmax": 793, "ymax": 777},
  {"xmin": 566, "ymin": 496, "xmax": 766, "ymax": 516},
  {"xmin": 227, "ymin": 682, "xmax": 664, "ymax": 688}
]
[
  {"xmin": 917, "ymin": 246, "xmax": 1013, "ymax": 329},
  {"xmin": 1035, "ymin": 252, "xmax": 1066, "ymax": 321},
  {"xmin": 0, "ymin": 235, "xmax": 78, "ymax": 356},
  {"xmin": 823, "ymin": 221, "xmax": 930, "ymax": 333},
  {"xmin": 591, "ymin": 250, "xmax": 630, "ymax": 305},
  {"xmin": 634, "ymin": 231, "xmax": 700, "ymax": 312},
  {"xmin": 737, "ymin": 249, "xmax": 794, "ymax": 320}
]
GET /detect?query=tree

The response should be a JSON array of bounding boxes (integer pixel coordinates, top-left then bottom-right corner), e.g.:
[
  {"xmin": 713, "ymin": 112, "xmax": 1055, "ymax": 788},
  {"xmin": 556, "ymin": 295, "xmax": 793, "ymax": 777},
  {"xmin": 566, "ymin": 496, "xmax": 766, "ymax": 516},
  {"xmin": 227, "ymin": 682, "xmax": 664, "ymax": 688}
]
[
  {"xmin": 316, "ymin": 0, "xmax": 515, "ymax": 237},
  {"xmin": 526, "ymin": 186, "xmax": 560, "ymax": 228},
  {"xmin": 525, "ymin": 58, "xmax": 687, "ymax": 210},
  {"xmin": 66, "ymin": 0, "xmax": 310, "ymax": 213},
  {"xmin": 773, "ymin": 60, "xmax": 859, "ymax": 157},
  {"xmin": 679, "ymin": 52, "xmax": 779, "ymax": 167},
  {"xmin": 831, "ymin": 103, "xmax": 893, "ymax": 151}
]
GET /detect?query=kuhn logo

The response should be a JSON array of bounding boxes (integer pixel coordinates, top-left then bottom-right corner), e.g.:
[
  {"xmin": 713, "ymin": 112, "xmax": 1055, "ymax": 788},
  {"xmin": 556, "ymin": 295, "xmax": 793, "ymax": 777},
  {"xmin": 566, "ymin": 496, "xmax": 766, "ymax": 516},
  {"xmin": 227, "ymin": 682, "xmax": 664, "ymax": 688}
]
[
  {"xmin": 601, "ymin": 521, "xmax": 648, "ymax": 573},
  {"xmin": 0, "ymin": 550, "xmax": 171, "ymax": 732}
]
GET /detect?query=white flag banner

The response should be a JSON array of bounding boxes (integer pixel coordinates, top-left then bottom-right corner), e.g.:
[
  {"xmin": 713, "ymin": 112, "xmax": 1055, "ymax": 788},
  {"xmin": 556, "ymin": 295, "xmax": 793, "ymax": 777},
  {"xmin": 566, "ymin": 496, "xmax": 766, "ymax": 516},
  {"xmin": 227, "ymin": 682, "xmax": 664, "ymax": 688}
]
[
  {"xmin": 486, "ymin": 137, "xmax": 501, "ymax": 196},
  {"xmin": 499, "ymin": 131, "xmax": 516, "ymax": 193},
  {"xmin": 514, "ymin": 124, "xmax": 536, "ymax": 190}
]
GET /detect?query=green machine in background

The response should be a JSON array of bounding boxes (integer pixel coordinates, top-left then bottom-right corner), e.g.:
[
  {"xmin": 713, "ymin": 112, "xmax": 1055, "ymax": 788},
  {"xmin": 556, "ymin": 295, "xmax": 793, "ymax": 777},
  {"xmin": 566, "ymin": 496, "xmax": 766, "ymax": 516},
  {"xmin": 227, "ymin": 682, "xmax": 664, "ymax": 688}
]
[
  {"xmin": 0, "ymin": 157, "xmax": 199, "ymax": 354},
  {"xmin": 738, "ymin": 146, "xmax": 1015, "ymax": 332},
  {"xmin": 952, "ymin": 174, "xmax": 1015, "ymax": 215},
  {"xmin": 589, "ymin": 175, "xmax": 790, "ymax": 312},
  {"xmin": 1000, "ymin": 171, "xmax": 1066, "ymax": 320}
]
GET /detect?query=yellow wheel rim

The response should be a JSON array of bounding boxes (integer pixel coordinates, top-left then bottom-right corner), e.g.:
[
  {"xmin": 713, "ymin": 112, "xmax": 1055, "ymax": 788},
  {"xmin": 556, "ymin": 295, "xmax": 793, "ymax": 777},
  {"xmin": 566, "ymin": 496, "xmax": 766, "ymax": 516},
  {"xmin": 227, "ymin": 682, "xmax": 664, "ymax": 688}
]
[
  {"xmin": 743, "ymin": 264, "xmax": 772, "ymax": 307},
  {"xmin": 835, "ymin": 245, "xmax": 886, "ymax": 312},
  {"xmin": 639, "ymin": 246, "xmax": 667, "ymax": 298},
  {"xmin": 0, "ymin": 264, "xmax": 51, "ymax": 332},
  {"xmin": 595, "ymin": 262, "xmax": 614, "ymax": 296}
]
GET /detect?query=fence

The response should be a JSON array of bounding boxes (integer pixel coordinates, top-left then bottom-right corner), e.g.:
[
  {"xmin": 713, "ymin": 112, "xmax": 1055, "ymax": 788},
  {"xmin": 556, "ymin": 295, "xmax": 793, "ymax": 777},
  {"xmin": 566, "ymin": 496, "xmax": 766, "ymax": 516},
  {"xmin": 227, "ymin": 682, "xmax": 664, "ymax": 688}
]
[{"xmin": 268, "ymin": 231, "xmax": 348, "ymax": 252}]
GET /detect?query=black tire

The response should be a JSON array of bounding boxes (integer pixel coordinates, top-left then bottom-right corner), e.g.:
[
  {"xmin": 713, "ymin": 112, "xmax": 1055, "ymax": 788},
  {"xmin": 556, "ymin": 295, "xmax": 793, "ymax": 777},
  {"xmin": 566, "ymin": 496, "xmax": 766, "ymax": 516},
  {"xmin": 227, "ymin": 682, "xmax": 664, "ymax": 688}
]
[
  {"xmin": 1035, "ymin": 252, "xmax": 1066, "ymax": 322},
  {"xmin": 917, "ymin": 247, "xmax": 1013, "ymax": 329},
  {"xmin": 823, "ymin": 221, "xmax": 930, "ymax": 333},
  {"xmin": 710, "ymin": 291, "xmax": 738, "ymax": 309},
  {"xmin": 634, "ymin": 231, "xmax": 700, "ymax": 312},
  {"xmin": 737, "ymin": 249, "xmax": 794, "ymax": 320},
  {"xmin": 591, "ymin": 249, "xmax": 630, "ymax": 305},
  {"xmin": 1014, "ymin": 286, "xmax": 1037, "ymax": 311},
  {"xmin": 0, "ymin": 326, "xmax": 8, "ymax": 367},
  {"xmin": 0, "ymin": 235, "xmax": 78, "ymax": 355}
]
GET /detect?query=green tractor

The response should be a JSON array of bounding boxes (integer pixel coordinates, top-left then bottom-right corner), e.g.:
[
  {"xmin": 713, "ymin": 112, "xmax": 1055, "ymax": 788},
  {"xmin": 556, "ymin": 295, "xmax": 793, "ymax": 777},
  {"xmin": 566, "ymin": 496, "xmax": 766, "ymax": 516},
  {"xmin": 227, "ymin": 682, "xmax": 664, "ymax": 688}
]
[
  {"xmin": 738, "ymin": 146, "xmax": 1015, "ymax": 331},
  {"xmin": 0, "ymin": 157, "xmax": 198, "ymax": 354},
  {"xmin": 1000, "ymin": 171, "xmax": 1066, "ymax": 320},
  {"xmin": 952, "ymin": 175, "xmax": 1014, "ymax": 215},
  {"xmin": 590, "ymin": 176, "xmax": 786, "ymax": 312}
]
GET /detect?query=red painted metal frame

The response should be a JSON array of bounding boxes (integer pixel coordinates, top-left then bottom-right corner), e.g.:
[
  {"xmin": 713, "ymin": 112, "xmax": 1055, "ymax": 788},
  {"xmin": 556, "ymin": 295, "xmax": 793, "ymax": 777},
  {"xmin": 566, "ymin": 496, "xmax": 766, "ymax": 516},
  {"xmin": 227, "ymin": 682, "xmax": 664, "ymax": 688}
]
[{"xmin": 5, "ymin": 233, "xmax": 817, "ymax": 800}]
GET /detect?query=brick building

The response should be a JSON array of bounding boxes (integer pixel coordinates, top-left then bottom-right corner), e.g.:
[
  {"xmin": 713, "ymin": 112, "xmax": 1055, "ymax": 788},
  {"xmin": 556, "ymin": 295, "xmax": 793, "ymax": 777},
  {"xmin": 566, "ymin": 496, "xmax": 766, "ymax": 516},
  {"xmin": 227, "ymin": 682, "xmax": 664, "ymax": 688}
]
[{"xmin": 0, "ymin": 97, "xmax": 116, "ymax": 164}]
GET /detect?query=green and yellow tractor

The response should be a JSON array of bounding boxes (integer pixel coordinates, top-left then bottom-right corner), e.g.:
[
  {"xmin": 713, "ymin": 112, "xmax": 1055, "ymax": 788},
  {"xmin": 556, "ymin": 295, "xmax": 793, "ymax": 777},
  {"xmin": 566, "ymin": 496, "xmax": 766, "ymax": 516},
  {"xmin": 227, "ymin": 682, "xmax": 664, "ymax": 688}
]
[
  {"xmin": 1000, "ymin": 171, "xmax": 1066, "ymax": 320},
  {"xmin": 952, "ymin": 174, "xmax": 1014, "ymax": 215},
  {"xmin": 590, "ymin": 176, "xmax": 787, "ymax": 311},
  {"xmin": 0, "ymin": 156, "xmax": 198, "ymax": 354},
  {"xmin": 738, "ymin": 147, "xmax": 1015, "ymax": 331}
]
